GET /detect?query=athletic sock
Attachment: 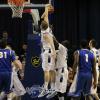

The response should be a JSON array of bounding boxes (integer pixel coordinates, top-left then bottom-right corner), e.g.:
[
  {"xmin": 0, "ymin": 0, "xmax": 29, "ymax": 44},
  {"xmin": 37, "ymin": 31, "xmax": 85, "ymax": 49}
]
[
  {"xmin": 44, "ymin": 82, "xmax": 49, "ymax": 90},
  {"xmin": 59, "ymin": 96, "xmax": 64, "ymax": 100},
  {"xmin": 50, "ymin": 82, "xmax": 55, "ymax": 90}
]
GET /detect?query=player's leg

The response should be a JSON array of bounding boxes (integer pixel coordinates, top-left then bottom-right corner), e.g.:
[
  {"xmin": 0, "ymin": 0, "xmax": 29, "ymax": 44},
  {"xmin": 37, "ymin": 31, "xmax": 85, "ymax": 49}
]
[
  {"xmin": 38, "ymin": 50, "xmax": 50, "ymax": 97},
  {"xmin": 50, "ymin": 70, "xmax": 56, "ymax": 90},
  {"xmin": 92, "ymin": 93, "xmax": 99, "ymax": 100},
  {"xmin": 38, "ymin": 71, "xmax": 50, "ymax": 98},
  {"xmin": 47, "ymin": 67, "xmax": 68, "ymax": 99},
  {"xmin": 47, "ymin": 48, "xmax": 56, "ymax": 93},
  {"xmin": 0, "ymin": 72, "xmax": 12, "ymax": 100},
  {"xmin": 83, "ymin": 73, "xmax": 92, "ymax": 100},
  {"xmin": 46, "ymin": 68, "xmax": 59, "ymax": 99},
  {"xmin": 42, "ymin": 50, "xmax": 50, "ymax": 90},
  {"xmin": 46, "ymin": 70, "xmax": 57, "ymax": 99},
  {"xmin": 91, "ymin": 70, "xmax": 100, "ymax": 100},
  {"xmin": 44, "ymin": 70, "xmax": 50, "ymax": 90},
  {"xmin": 70, "ymin": 72, "xmax": 85, "ymax": 100},
  {"xmin": 49, "ymin": 52, "xmax": 56, "ymax": 91},
  {"xmin": 85, "ymin": 95, "xmax": 93, "ymax": 100},
  {"xmin": 57, "ymin": 68, "xmax": 68, "ymax": 100},
  {"xmin": 12, "ymin": 74, "xmax": 26, "ymax": 96}
]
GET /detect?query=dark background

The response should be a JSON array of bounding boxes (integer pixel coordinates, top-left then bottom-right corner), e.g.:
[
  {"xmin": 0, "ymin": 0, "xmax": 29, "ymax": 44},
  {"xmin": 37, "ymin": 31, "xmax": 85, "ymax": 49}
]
[
  {"xmin": 54, "ymin": 0, "xmax": 100, "ymax": 48},
  {"xmin": 0, "ymin": 0, "xmax": 100, "ymax": 48}
]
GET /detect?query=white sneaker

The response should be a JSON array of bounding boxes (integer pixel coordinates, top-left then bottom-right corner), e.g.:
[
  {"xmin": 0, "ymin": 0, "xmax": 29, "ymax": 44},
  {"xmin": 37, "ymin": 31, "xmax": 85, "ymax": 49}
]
[
  {"xmin": 38, "ymin": 89, "xmax": 48, "ymax": 98},
  {"xmin": 7, "ymin": 92, "xmax": 17, "ymax": 100},
  {"xmin": 46, "ymin": 91, "xmax": 57, "ymax": 99},
  {"xmin": 7, "ymin": 98, "xmax": 12, "ymax": 100}
]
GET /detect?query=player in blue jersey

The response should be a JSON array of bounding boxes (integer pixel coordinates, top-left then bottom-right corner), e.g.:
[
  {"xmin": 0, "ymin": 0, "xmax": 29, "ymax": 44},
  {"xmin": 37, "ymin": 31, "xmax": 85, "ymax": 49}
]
[
  {"xmin": 0, "ymin": 39, "xmax": 23, "ymax": 100},
  {"xmin": 70, "ymin": 40, "xmax": 97, "ymax": 100}
]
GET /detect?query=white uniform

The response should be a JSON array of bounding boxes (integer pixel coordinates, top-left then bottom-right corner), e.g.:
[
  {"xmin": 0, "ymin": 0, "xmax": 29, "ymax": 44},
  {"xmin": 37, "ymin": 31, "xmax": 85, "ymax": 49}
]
[
  {"xmin": 41, "ymin": 27, "xmax": 55, "ymax": 71},
  {"xmin": 68, "ymin": 68, "xmax": 78, "ymax": 95},
  {"xmin": 55, "ymin": 44, "xmax": 68, "ymax": 93},
  {"xmin": 11, "ymin": 66, "xmax": 26, "ymax": 96},
  {"xmin": 90, "ymin": 48, "xmax": 99, "ymax": 94}
]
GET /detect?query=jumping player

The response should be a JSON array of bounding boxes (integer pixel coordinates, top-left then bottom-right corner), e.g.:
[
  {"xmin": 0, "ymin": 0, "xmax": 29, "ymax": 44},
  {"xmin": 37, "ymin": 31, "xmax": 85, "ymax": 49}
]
[
  {"xmin": 0, "ymin": 39, "xmax": 23, "ymax": 100},
  {"xmin": 69, "ymin": 40, "xmax": 97, "ymax": 100},
  {"xmin": 38, "ymin": 4, "xmax": 56, "ymax": 97}
]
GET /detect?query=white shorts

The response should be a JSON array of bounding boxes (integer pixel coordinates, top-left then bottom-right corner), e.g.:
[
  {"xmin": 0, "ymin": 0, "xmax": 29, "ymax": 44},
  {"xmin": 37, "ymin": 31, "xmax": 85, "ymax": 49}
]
[
  {"xmin": 69, "ymin": 72, "xmax": 78, "ymax": 94},
  {"xmin": 11, "ymin": 72, "xmax": 26, "ymax": 96},
  {"xmin": 91, "ymin": 69, "xmax": 99, "ymax": 94},
  {"xmin": 55, "ymin": 67, "xmax": 68, "ymax": 93},
  {"xmin": 42, "ymin": 49, "xmax": 55, "ymax": 71}
]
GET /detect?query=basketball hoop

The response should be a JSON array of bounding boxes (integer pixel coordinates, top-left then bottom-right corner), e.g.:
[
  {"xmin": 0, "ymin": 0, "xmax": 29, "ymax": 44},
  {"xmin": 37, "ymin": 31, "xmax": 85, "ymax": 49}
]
[{"xmin": 8, "ymin": 0, "xmax": 25, "ymax": 18}]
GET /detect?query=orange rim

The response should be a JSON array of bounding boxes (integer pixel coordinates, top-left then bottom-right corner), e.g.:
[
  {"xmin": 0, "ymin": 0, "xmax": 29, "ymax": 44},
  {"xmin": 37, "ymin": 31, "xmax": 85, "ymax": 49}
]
[{"xmin": 8, "ymin": 0, "xmax": 24, "ymax": 6}]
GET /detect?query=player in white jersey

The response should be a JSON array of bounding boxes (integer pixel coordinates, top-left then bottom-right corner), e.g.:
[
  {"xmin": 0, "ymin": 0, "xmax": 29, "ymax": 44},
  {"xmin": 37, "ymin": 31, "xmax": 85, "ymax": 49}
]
[
  {"xmin": 47, "ymin": 40, "xmax": 68, "ymax": 100},
  {"xmin": 89, "ymin": 39, "xmax": 100, "ymax": 100},
  {"xmin": 55, "ymin": 42, "xmax": 68, "ymax": 100},
  {"xmin": 38, "ymin": 4, "xmax": 56, "ymax": 98}
]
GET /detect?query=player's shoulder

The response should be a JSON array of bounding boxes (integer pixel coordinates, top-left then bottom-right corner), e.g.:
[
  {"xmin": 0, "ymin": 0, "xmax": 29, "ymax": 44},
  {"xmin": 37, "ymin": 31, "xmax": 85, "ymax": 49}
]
[
  {"xmin": 91, "ymin": 48, "xmax": 97, "ymax": 52},
  {"xmin": 59, "ymin": 43, "xmax": 65, "ymax": 49},
  {"xmin": 4, "ymin": 48, "xmax": 15, "ymax": 55},
  {"xmin": 91, "ymin": 48, "xmax": 99, "ymax": 55},
  {"xmin": 0, "ymin": 48, "xmax": 10, "ymax": 52}
]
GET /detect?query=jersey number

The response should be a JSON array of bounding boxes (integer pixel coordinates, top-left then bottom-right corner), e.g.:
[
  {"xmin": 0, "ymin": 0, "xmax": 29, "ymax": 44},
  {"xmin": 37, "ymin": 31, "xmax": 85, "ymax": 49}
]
[
  {"xmin": 0, "ymin": 52, "xmax": 7, "ymax": 58},
  {"xmin": 85, "ymin": 54, "xmax": 88, "ymax": 62}
]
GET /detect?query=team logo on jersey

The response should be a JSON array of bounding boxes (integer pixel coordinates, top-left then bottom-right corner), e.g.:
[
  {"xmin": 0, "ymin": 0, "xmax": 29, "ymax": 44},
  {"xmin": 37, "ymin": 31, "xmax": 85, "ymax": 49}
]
[{"xmin": 31, "ymin": 56, "xmax": 41, "ymax": 67}]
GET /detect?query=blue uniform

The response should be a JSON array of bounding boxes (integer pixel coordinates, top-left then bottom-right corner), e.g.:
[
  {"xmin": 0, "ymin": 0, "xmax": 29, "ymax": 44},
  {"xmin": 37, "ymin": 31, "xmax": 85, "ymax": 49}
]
[
  {"xmin": 74, "ymin": 49, "xmax": 94, "ymax": 97},
  {"xmin": 0, "ymin": 49, "xmax": 16, "ymax": 93}
]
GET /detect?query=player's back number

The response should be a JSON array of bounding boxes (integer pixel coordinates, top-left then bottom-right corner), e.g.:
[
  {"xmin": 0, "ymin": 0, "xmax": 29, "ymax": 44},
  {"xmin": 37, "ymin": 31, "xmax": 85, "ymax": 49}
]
[{"xmin": 0, "ymin": 52, "xmax": 7, "ymax": 58}]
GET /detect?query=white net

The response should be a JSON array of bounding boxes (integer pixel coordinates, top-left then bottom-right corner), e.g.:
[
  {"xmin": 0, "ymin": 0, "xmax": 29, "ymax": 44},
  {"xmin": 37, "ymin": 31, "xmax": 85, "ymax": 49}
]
[{"xmin": 8, "ymin": 2, "xmax": 24, "ymax": 18}]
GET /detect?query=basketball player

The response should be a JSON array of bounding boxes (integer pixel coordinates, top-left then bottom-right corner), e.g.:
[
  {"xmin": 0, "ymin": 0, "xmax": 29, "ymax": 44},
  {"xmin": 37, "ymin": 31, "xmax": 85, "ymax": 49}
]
[
  {"xmin": 0, "ymin": 39, "xmax": 23, "ymax": 100},
  {"xmin": 89, "ymin": 39, "xmax": 100, "ymax": 100},
  {"xmin": 46, "ymin": 39, "xmax": 69, "ymax": 99},
  {"xmin": 38, "ymin": 4, "xmax": 56, "ymax": 97},
  {"xmin": 51, "ymin": 40, "xmax": 68, "ymax": 100},
  {"xmin": 5, "ymin": 46, "xmax": 26, "ymax": 100},
  {"xmin": 69, "ymin": 40, "xmax": 97, "ymax": 100}
]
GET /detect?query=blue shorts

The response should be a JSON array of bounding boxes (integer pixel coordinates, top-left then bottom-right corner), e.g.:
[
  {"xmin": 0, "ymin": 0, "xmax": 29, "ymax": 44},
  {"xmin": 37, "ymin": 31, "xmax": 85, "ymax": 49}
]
[
  {"xmin": 0, "ymin": 72, "xmax": 12, "ymax": 94},
  {"xmin": 73, "ymin": 72, "xmax": 92, "ymax": 97}
]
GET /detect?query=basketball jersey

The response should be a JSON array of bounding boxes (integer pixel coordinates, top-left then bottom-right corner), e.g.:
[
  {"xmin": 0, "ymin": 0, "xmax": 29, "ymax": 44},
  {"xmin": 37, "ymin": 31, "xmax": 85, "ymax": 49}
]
[
  {"xmin": 0, "ymin": 49, "xmax": 16, "ymax": 72},
  {"xmin": 78, "ymin": 49, "xmax": 94, "ymax": 73},
  {"xmin": 41, "ymin": 27, "xmax": 53, "ymax": 49},
  {"xmin": 90, "ymin": 48, "xmax": 99, "ymax": 70},
  {"xmin": 55, "ymin": 44, "xmax": 68, "ymax": 68}
]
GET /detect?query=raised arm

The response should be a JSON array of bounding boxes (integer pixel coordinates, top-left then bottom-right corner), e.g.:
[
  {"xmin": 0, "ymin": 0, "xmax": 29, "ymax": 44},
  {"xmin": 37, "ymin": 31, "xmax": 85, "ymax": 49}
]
[
  {"xmin": 43, "ymin": 34, "xmax": 56, "ymax": 57},
  {"xmin": 41, "ymin": 4, "xmax": 50, "ymax": 25}
]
